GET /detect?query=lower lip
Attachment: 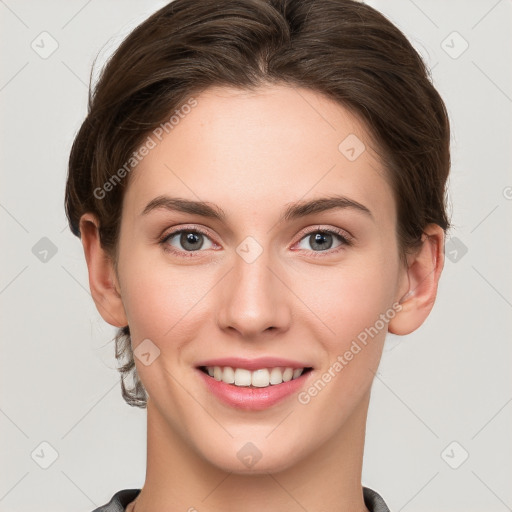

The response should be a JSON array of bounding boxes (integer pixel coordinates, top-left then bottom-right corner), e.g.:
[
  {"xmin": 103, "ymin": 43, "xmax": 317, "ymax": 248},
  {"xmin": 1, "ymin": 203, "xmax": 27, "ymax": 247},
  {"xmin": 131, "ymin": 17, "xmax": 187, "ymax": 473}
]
[{"xmin": 196, "ymin": 368, "xmax": 312, "ymax": 410}]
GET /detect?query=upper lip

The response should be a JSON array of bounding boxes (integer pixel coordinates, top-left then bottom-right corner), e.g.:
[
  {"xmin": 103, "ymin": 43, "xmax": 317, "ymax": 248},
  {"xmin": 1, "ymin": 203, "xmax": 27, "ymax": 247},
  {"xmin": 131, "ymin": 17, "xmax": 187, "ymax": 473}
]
[{"xmin": 195, "ymin": 357, "xmax": 313, "ymax": 371}]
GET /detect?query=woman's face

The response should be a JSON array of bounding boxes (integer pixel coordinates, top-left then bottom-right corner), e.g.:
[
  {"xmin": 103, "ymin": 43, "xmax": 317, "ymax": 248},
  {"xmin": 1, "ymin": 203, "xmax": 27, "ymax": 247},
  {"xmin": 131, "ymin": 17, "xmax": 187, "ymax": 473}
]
[{"xmin": 115, "ymin": 84, "xmax": 408, "ymax": 473}]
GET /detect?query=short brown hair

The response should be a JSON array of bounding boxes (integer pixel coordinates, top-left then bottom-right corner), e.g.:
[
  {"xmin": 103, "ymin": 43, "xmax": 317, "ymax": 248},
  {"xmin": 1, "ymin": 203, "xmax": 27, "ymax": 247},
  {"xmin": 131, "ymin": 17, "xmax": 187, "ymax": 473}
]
[{"xmin": 65, "ymin": 0, "xmax": 451, "ymax": 408}]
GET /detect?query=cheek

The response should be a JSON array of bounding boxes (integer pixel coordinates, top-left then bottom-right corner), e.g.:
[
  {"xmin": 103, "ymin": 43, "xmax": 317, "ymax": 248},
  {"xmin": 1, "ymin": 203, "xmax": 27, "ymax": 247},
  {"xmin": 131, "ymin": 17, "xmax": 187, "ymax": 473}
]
[
  {"xmin": 299, "ymin": 254, "xmax": 398, "ymax": 342},
  {"xmin": 118, "ymin": 248, "xmax": 220, "ymax": 345},
  {"xmin": 296, "ymin": 260, "xmax": 398, "ymax": 414}
]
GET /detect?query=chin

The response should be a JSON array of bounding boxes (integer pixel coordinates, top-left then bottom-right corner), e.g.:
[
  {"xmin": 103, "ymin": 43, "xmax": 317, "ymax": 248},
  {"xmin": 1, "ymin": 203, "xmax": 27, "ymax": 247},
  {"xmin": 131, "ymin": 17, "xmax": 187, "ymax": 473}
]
[{"xmin": 199, "ymin": 438, "xmax": 303, "ymax": 475}]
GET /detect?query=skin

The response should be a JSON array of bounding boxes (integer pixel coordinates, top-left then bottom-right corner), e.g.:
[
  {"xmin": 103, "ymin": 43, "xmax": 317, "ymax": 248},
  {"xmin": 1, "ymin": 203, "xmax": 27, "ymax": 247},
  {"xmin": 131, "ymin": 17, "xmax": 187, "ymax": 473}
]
[{"xmin": 80, "ymin": 84, "xmax": 444, "ymax": 512}]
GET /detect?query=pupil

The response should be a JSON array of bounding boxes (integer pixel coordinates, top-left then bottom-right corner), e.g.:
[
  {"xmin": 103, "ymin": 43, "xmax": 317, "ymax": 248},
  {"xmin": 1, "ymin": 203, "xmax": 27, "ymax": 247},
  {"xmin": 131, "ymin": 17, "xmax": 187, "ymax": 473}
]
[
  {"xmin": 312, "ymin": 232, "xmax": 332, "ymax": 251},
  {"xmin": 181, "ymin": 232, "xmax": 203, "ymax": 251}
]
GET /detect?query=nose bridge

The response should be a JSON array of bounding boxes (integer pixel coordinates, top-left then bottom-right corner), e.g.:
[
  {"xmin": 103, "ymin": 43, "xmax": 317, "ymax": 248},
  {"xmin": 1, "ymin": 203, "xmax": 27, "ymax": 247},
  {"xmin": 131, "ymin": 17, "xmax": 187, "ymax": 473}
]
[{"xmin": 216, "ymin": 237, "xmax": 290, "ymax": 337}]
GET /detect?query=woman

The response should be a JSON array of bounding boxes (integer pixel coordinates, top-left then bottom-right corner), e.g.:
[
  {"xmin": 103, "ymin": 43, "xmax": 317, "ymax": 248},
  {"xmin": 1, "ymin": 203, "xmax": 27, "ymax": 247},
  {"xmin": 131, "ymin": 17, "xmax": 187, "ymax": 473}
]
[{"xmin": 65, "ymin": 0, "xmax": 450, "ymax": 510}]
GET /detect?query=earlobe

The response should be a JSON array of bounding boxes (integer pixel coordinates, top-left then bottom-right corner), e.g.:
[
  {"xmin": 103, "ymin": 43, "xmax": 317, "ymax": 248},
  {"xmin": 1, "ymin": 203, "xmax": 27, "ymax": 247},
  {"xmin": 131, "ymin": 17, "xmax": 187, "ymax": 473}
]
[
  {"xmin": 79, "ymin": 213, "xmax": 128, "ymax": 328},
  {"xmin": 388, "ymin": 224, "xmax": 445, "ymax": 336}
]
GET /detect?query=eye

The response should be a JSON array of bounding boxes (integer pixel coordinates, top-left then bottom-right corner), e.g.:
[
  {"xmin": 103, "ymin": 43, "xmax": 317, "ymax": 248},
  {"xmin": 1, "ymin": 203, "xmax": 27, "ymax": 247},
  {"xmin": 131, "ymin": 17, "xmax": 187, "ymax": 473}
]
[
  {"xmin": 294, "ymin": 227, "xmax": 352, "ymax": 255},
  {"xmin": 159, "ymin": 225, "xmax": 352, "ymax": 258},
  {"xmin": 159, "ymin": 226, "xmax": 216, "ymax": 256}
]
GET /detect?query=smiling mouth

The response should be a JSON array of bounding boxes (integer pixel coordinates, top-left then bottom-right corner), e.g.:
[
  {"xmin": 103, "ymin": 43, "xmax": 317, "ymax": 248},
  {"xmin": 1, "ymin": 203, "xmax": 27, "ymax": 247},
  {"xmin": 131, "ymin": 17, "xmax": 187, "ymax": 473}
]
[{"xmin": 198, "ymin": 365, "xmax": 313, "ymax": 388}]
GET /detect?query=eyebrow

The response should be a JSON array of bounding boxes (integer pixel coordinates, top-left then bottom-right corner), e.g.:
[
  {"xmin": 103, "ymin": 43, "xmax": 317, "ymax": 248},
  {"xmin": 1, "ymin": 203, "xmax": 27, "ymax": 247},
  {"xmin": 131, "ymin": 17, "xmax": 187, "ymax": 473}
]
[{"xmin": 140, "ymin": 194, "xmax": 373, "ymax": 222}]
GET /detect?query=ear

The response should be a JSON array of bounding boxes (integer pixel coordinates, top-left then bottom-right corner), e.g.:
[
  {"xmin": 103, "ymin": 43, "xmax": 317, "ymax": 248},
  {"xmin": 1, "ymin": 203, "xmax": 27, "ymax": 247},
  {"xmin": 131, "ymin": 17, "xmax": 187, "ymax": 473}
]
[
  {"xmin": 388, "ymin": 224, "xmax": 445, "ymax": 336},
  {"xmin": 79, "ymin": 213, "xmax": 128, "ymax": 328}
]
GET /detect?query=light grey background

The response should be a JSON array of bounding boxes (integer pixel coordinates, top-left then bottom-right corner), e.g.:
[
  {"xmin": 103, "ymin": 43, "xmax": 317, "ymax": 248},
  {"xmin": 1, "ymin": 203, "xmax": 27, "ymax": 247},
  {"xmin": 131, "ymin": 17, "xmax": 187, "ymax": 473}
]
[{"xmin": 1, "ymin": 1, "xmax": 511, "ymax": 511}]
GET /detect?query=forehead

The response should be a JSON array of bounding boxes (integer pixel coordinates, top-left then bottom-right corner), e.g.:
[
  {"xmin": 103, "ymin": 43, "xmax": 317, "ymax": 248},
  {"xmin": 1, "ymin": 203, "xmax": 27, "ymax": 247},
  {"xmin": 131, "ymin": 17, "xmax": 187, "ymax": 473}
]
[{"xmin": 123, "ymin": 84, "xmax": 395, "ymax": 226}]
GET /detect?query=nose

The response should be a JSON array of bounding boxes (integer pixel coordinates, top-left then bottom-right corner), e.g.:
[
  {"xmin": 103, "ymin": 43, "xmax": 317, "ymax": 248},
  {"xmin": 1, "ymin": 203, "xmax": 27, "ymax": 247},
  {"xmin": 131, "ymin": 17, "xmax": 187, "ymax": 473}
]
[{"xmin": 216, "ymin": 243, "xmax": 292, "ymax": 340}]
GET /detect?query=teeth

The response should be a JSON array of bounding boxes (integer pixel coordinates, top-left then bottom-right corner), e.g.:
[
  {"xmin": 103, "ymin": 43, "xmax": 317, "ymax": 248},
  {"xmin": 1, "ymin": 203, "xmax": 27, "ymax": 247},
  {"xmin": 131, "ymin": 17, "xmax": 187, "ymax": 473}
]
[
  {"xmin": 283, "ymin": 368, "xmax": 293, "ymax": 382},
  {"xmin": 251, "ymin": 369, "xmax": 269, "ymax": 388},
  {"xmin": 292, "ymin": 368, "xmax": 303, "ymax": 379},
  {"xmin": 205, "ymin": 366, "xmax": 306, "ymax": 387},
  {"xmin": 223, "ymin": 366, "xmax": 235, "ymax": 384},
  {"xmin": 269, "ymin": 367, "xmax": 283, "ymax": 385},
  {"xmin": 234, "ymin": 368, "xmax": 252, "ymax": 386}
]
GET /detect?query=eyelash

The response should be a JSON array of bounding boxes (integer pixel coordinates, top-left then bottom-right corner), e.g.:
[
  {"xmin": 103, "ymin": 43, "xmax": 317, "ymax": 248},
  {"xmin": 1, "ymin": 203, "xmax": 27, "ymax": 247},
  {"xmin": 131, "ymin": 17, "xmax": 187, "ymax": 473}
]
[{"xmin": 158, "ymin": 225, "xmax": 353, "ymax": 258}]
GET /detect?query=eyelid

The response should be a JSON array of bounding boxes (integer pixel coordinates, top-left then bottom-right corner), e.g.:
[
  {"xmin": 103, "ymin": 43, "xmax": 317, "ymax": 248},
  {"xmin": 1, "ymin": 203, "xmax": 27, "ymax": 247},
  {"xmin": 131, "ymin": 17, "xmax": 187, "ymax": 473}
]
[{"xmin": 159, "ymin": 224, "xmax": 214, "ymax": 240}]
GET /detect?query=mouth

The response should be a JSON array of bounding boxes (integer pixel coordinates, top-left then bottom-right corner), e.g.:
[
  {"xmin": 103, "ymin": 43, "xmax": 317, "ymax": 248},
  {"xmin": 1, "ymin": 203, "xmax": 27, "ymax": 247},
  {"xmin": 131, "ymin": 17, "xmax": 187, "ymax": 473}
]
[
  {"xmin": 194, "ymin": 357, "xmax": 315, "ymax": 410},
  {"xmin": 197, "ymin": 365, "xmax": 314, "ymax": 388}
]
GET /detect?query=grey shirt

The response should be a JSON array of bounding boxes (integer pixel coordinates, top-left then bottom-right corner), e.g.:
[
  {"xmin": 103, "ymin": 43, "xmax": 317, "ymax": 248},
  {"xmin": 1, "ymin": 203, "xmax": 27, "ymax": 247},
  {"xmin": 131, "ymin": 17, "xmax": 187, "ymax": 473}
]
[{"xmin": 91, "ymin": 486, "xmax": 391, "ymax": 511}]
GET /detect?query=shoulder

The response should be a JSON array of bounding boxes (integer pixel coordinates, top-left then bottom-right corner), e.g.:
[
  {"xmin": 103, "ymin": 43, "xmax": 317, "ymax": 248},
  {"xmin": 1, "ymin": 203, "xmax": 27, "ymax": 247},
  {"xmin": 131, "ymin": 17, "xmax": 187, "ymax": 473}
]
[
  {"xmin": 91, "ymin": 487, "xmax": 387, "ymax": 512},
  {"xmin": 91, "ymin": 489, "xmax": 141, "ymax": 512},
  {"xmin": 363, "ymin": 486, "xmax": 391, "ymax": 512}
]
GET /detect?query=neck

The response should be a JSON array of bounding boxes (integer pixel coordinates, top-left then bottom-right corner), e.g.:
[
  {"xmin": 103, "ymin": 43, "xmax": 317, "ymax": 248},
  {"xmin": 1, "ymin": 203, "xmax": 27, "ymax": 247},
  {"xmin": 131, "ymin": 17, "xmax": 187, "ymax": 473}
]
[{"xmin": 131, "ymin": 394, "xmax": 371, "ymax": 512}]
